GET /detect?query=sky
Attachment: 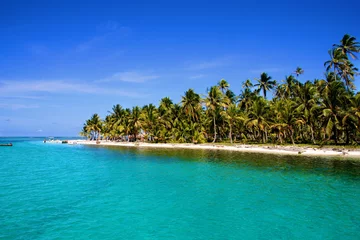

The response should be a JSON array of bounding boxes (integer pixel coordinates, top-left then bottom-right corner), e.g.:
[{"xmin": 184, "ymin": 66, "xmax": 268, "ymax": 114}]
[{"xmin": 1, "ymin": 0, "xmax": 360, "ymax": 136}]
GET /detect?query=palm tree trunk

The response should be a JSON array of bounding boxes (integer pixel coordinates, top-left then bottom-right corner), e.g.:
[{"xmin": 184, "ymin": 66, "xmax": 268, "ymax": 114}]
[
  {"xmin": 310, "ymin": 124, "xmax": 316, "ymax": 144},
  {"xmin": 263, "ymin": 88, "xmax": 266, "ymax": 99},
  {"xmin": 265, "ymin": 129, "xmax": 268, "ymax": 142},
  {"xmin": 229, "ymin": 124, "xmax": 233, "ymax": 144},
  {"xmin": 212, "ymin": 115, "xmax": 217, "ymax": 143},
  {"xmin": 290, "ymin": 130, "xmax": 295, "ymax": 145}
]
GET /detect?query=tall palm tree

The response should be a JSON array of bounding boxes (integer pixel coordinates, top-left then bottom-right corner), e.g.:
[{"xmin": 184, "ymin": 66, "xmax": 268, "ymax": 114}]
[
  {"xmin": 320, "ymin": 80, "xmax": 348, "ymax": 144},
  {"xmin": 181, "ymin": 89, "xmax": 201, "ymax": 122},
  {"xmin": 108, "ymin": 104, "xmax": 125, "ymax": 134},
  {"xmin": 294, "ymin": 67, "xmax": 304, "ymax": 78},
  {"xmin": 283, "ymin": 75, "xmax": 298, "ymax": 99},
  {"xmin": 130, "ymin": 106, "xmax": 142, "ymax": 141},
  {"xmin": 338, "ymin": 60, "xmax": 358, "ymax": 90},
  {"xmin": 86, "ymin": 113, "xmax": 103, "ymax": 141},
  {"xmin": 333, "ymin": 34, "xmax": 360, "ymax": 59},
  {"xmin": 324, "ymin": 48, "xmax": 347, "ymax": 81},
  {"xmin": 295, "ymin": 81, "xmax": 319, "ymax": 143},
  {"xmin": 81, "ymin": 33, "xmax": 360, "ymax": 146},
  {"xmin": 254, "ymin": 72, "xmax": 276, "ymax": 99},
  {"xmin": 246, "ymin": 98, "xmax": 269, "ymax": 143},
  {"xmin": 225, "ymin": 89, "xmax": 237, "ymax": 104},
  {"xmin": 204, "ymin": 86, "xmax": 223, "ymax": 142},
  {"xmin": 272, "ymin": 100, "xmax": 300, "ymax": 144},
  {"xmin": 242, "ymin": 79, "xmax": 253, "ymax": 89},
  {"xmin": 218, "ymin": 79, "xmax": 229, "ymax": 94},
  {"xmin": 141, "ymin": 104, "xmax": 157, "ymax": 141},
  {"xmin": 221, "ymin": 104, "xmax": 243, "ymax": 143}
]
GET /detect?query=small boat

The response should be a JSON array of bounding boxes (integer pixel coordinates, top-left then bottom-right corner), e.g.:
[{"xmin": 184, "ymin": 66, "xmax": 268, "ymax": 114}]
[{"xmin": 0, "ymin": 143, "xmax": 12, "ymax": 147}]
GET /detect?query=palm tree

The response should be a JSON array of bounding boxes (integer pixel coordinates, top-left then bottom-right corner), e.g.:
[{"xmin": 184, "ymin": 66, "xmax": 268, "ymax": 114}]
[
  {"xmin": 81, "ymin": 33, "xmax": 360, "ymax": 146},
  {"xmin": 181, "ymin": 89, "xmax": 201, "ymax": 122},
  {"xmin": 86, "ymin": 114, "xmax": 103, "ymax": 141},
  {"xmin": 295, "ymin": 81, "xmax": 319, "ymax": 143},
  {"xmin": 294, "ymin": 67, "xmax": 304, "ymax": 78},
  {"xmin": 218, "ymin": 79, "xmax": 229, "ymax": 94},
  {"xmin": 225, "ymin": 89, "xmax": 237, "ymax": 104},
  {"xmin": 141, "ymin": 104, "xmax": 157, "ymax": 141},
  {"xmin": 333, "ymin": 34, "xmax": 360, "ymax": 59},
  {"xmin": 338, "ymin": 60, "xmax": 358, "ymax": 90},
  {"xmin": 283, "ymin": 75, "xmax": 298, "ymax": 99},
  {"xmin": 204, "ymin": 86, "xmax": 223, "ymax": 142},
  {"xmin": 108, "ymin": 104, "xmax": 125, "ymax": 136},
  {"xmin": 324, "ymin": 48, "xmax": 347, "ymax": 81},
  {"xmin": 221, "ymin": 104, "xmax": 243, "ymax": 143},
  {"xmin": 320, "ymin": 80, "xmax": 348, "ymax": 144},
  {"xmin": 242, "ymin": 79, "xmax": 253, "ymax": 89},
  {"xmin": 246, "ymin": 98, "xmax": 269, "ymax": 143},
  {"xmin": 130, "ymin": 106, "xmax": 142, "ymax": 141},
  {"xmin": 272, "ymin": 100, "xmax": 300, "ymax": 144},
  {"xmin": 254, "ymin": 72, "xmax": 276, "ymax": 99}
]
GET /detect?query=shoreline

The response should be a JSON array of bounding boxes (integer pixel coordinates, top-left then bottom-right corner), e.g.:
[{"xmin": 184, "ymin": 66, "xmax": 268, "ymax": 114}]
[{"xmin": 67, "ymin": 140, "xmax": 360, "ymax": 159}]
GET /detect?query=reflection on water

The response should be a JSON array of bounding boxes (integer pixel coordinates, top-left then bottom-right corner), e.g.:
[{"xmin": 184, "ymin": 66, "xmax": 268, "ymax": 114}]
[{"xmin": 88, "ymin": 145, "xmax": 360, "ymax": 176}]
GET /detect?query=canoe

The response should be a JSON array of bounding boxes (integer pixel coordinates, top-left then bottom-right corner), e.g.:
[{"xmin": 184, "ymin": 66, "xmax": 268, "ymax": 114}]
[{"xmin": 0, "ymin": 143, "xmax": 12, "ymax": 146}]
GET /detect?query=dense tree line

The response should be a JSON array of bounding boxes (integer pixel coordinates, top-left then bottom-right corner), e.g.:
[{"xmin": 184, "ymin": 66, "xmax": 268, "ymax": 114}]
[{"xmin": 81, "ymin": 34, "xmax": 360, "ymax": 145}]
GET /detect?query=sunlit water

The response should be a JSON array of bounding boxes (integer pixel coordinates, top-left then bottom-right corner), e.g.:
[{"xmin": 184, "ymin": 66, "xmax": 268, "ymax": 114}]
[{"xmin": 1, "ymin": 138, "xmax": 360, "ymax": 239}]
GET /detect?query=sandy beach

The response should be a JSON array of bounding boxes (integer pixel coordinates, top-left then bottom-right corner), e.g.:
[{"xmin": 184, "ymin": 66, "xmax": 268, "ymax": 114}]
[{"xmin": 67, "ymin": 140, "xmax": 360, "ymax": 159}]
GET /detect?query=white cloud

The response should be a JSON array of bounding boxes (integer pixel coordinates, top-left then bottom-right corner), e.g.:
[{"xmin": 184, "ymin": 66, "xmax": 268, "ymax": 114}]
[
  {"xmin": 96, "ymin": 21, "xmax": 119, "ymax": 32},
  {"xmin": 0, "ymin": 95, "xmax": 45, "ymax": 100},
  {"xmin": 28, "ymin": 44, "xmax": 49, "ymax": 55},
  {"xmin": 75, "ymin": 21, "xmax": 129, "ymax": 53},
  {"xmin": 37, "ymin": 129, "xmax": 43, "ymax": 132},
  {"xmin": 75, "ymin": 35, "xmax": 106, "ymax": 52},
  {"xmin": 185, "ymin": 57, "xmax": 231, "ymax": 70},
  {"xmin": 0, "ymin": 80, "xmax": 144, "ymax": 98},
  {"xmin": 98, "ymin": 71, "xmax": 159, "ymax": 83},
  {"xmin": 0, "ymin": 103, "xmax": 39, "ymax": 110},
  {"xmin": 249, "ymin": 68, "xmax": 283, "ymax": 74},
  {"xmin": 189, "ymin": 74, "xmax": 206, "ymax": 79}
]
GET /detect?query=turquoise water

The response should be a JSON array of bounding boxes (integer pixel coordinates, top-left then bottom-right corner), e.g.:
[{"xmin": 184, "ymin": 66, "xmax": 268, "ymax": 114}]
[{"xmin": 1, "ymin": 138, "xmax": 360, "ymax": 239}]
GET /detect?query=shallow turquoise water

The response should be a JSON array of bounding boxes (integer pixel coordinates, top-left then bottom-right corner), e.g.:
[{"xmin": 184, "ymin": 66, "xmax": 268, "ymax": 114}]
[{"xmin": 1, "ymin": 138, "xmax": 360, "ymax": 239}]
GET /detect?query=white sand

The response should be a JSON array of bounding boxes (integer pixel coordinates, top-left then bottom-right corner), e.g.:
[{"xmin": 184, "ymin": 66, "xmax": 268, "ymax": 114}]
[{"xmin": 67, "ymin": 140, "xmax": 360, "ymax": 159}]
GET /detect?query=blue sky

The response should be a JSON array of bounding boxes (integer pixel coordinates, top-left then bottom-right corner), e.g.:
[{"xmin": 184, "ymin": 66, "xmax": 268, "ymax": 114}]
[{"xmin": 1, "ymin": 0, "xmax": 359, "ymax": 136}]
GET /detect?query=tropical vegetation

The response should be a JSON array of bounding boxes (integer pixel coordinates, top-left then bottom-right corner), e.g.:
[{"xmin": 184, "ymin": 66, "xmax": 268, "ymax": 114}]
[{"xmin": 81, "ymin": 34, "xmax": 360, "ymax": 145}]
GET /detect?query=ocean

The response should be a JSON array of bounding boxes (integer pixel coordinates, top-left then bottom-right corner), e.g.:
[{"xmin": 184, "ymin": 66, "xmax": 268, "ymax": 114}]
[{"xmin": 1, "ymin": 137, "xmax": 360, "ymax": 239}]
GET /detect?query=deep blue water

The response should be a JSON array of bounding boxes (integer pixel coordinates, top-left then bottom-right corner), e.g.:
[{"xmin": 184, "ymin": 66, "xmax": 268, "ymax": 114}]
[{"xmin": 1, "ymin": 137, "xmax": 360, "ymax": 239}]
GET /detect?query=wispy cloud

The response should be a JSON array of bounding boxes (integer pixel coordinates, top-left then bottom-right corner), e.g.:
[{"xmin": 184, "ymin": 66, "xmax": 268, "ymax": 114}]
[
  {"xmin": 96, "ymin": 21, "xmax": 119, "ymax": 32},
  {"xmin": 0, "ymin": 80, "xmax": 144, "ymax": 98},
  {"xmin": 0, "ymin": 103, "xmax": 39, "ymax": 110},
  {"xmin": 0, "ymin": 95, "xmax": 45, "ymax": 100},
  {"xmin": 185, "ymin": 57, "xmax": 231, "ymax": 70},
  {"xmin": 75, "ymin": 35, "xmax": 107, "ymax": 52},
  {"xmin": 75, "ymin": 21, "xmax": 129, "ymax": 53},
  {"xmin": 189, "ymin": 74, "xmax": 206, "ymax": 79},
  {"xmin": 249, "ymin": 67, "xmax": 283, "ymax": 74},
  {"xmin": 98, "ymin": 71, "xmax": 159, "ymax": 83},
  {"xmin": 27, "ymin": 44, "xmax": 49, "ymax": 55},
  {"xmin": 37, "ymin": 129, "xmax": 43, "ymax": 132}
]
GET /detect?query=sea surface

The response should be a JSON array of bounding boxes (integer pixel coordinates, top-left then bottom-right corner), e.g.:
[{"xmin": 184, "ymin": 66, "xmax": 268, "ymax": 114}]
[{"xmin": 1, "ymin": 137, "xmax": 360, "ymax": 239}]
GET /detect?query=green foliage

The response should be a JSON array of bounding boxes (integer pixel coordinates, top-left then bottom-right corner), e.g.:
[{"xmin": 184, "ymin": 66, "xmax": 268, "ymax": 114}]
[{"xmin": 82, "ymin": 34, "xmax": 360, "ymax": 145}]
